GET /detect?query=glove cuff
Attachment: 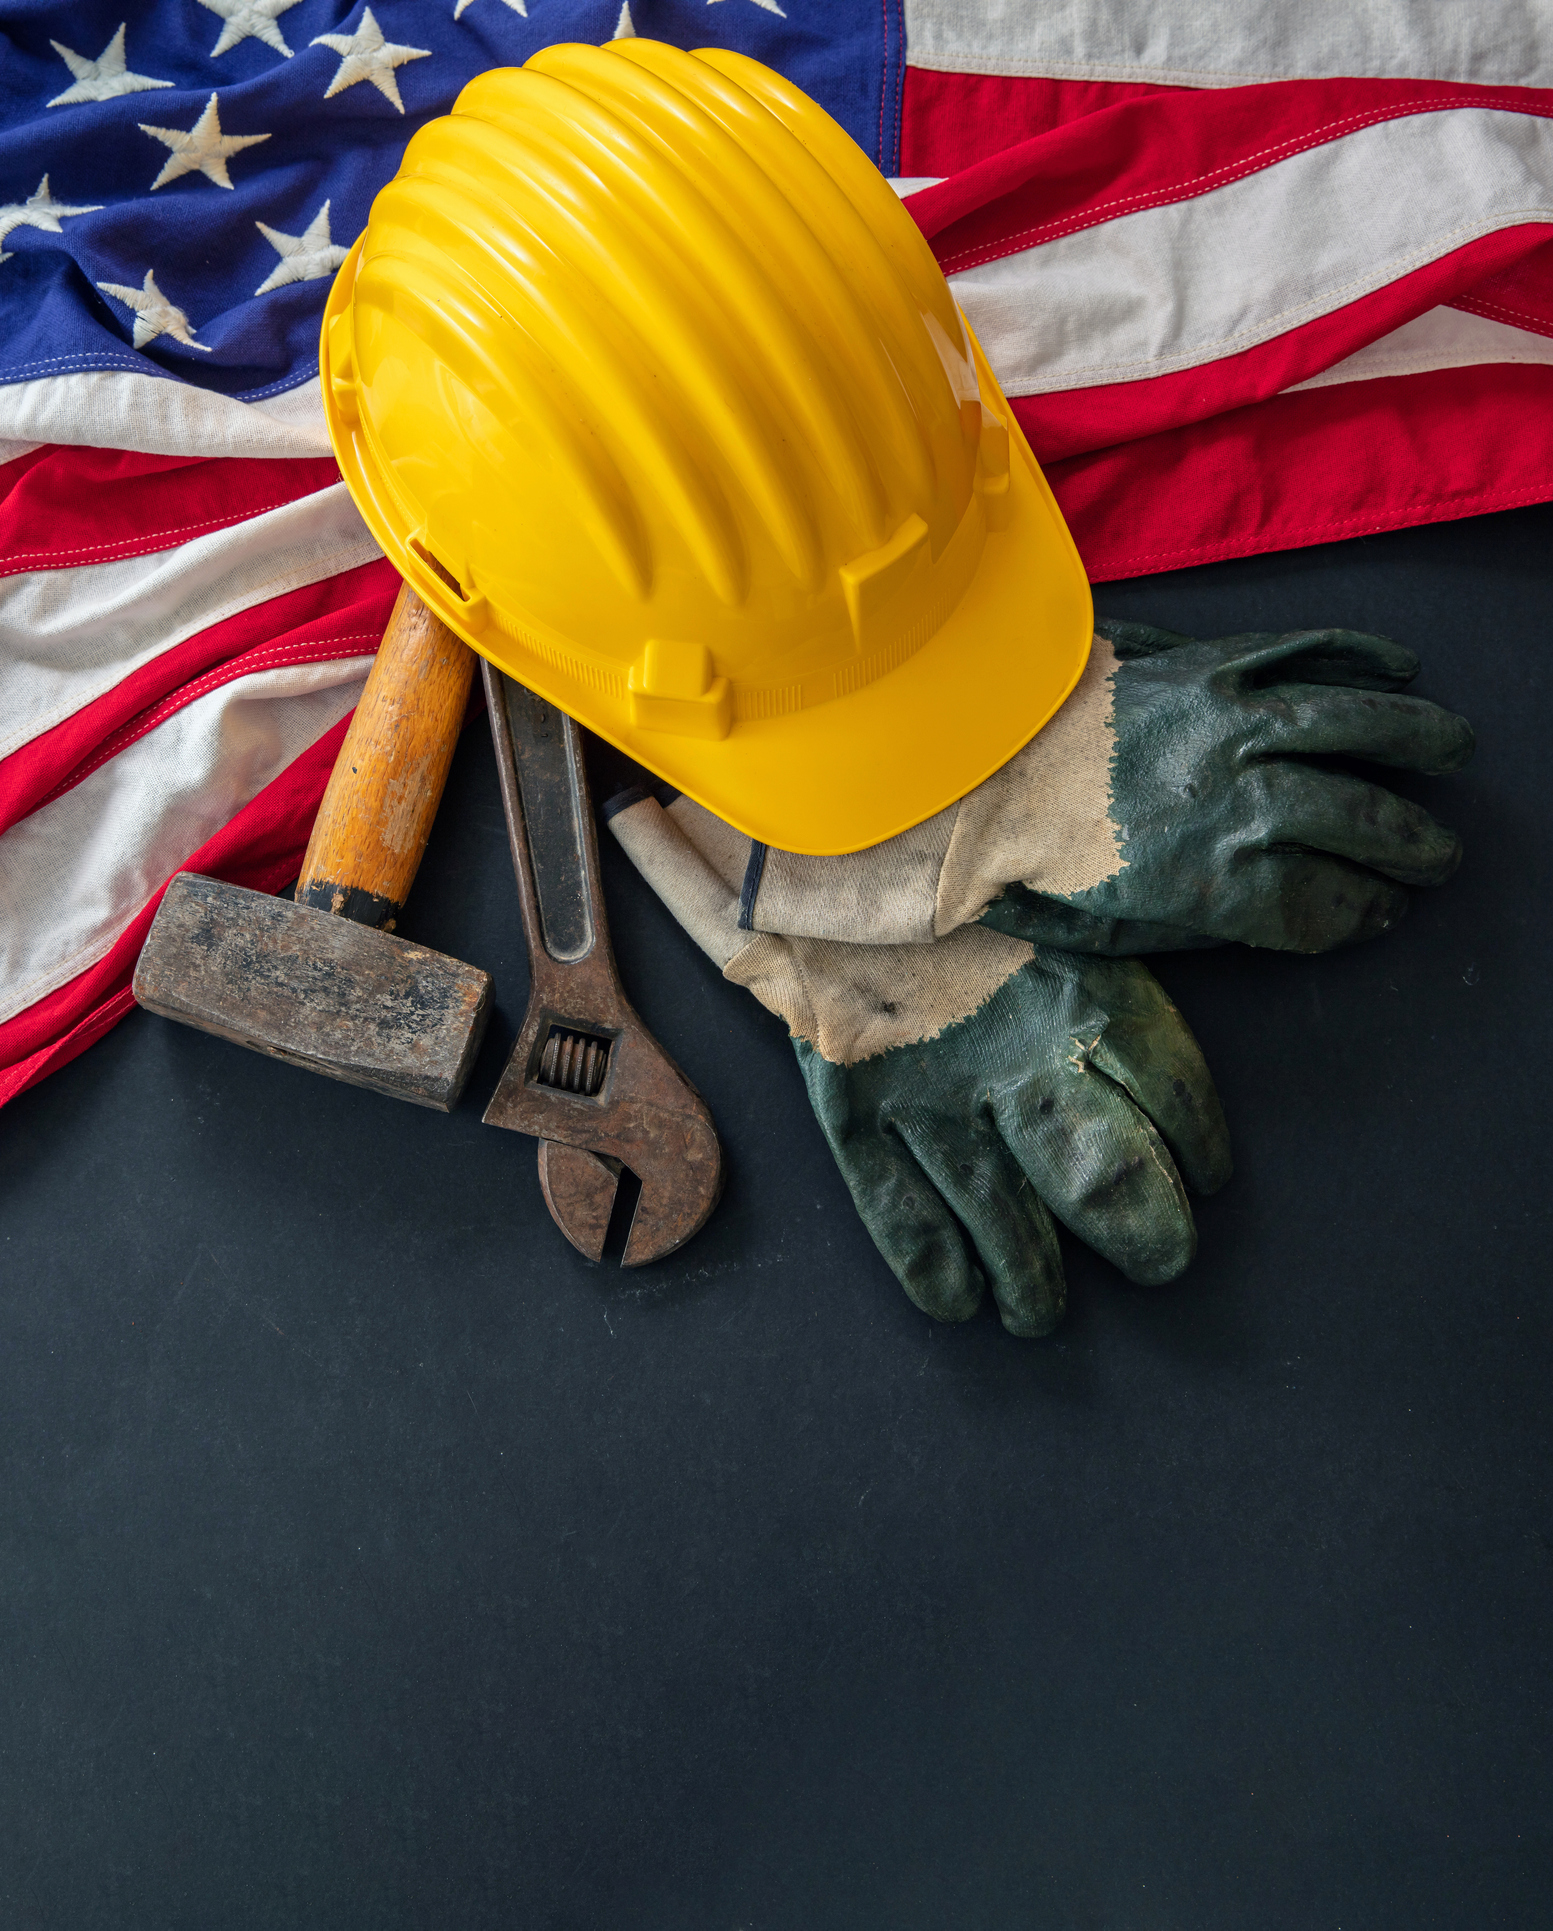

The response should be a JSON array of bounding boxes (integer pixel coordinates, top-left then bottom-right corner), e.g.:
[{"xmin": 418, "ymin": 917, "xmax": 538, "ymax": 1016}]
[
  {"xmin": 606, "ymin": 790, "xmax": 747, "ymax": 969},
  {"xmin": 935, "ymin": 632, "xmax": 1124, "ymax": 928},
  {"xmin": 606, "ymin": 791, "xmax": 1037, "ymax": 1065},
  {"xmin": 613, "ymin": 633, "xmax": 1125, "ymax": 951}
]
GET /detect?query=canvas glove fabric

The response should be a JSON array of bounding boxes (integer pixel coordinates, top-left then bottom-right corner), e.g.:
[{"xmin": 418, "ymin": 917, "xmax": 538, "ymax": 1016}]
[
  {"xmin": 608, "ymin": 789, "xmax": 1231, "ymax": 1336},
  {"xmin": 657, "ymin": 625, "xmax": 1474, "ymax": 957}
]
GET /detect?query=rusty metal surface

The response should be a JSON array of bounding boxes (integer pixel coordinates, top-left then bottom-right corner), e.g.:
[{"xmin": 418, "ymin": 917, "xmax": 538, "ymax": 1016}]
[
  {"xmin": 133, "ymin": 873, "xmax": 492, "ymax": 1113},
  {"xmin": 536, "ymin": 1141, "xmax": 621, "ymax": 1263},
  {"xmin": 481, "ymin": 663, "xmax": 724, "ymax": 1265}
]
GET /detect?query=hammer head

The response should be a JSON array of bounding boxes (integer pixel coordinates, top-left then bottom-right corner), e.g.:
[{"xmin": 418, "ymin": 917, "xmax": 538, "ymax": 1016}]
[{"xmin": 133, "ymin": 873, "xmax": 492, "ymax": 1112}]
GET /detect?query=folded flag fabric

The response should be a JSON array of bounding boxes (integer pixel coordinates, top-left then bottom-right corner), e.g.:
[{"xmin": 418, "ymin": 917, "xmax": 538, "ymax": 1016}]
[{"xmin": 3, "ymin": 1, "xmax": 1551, "ymax": 1108}]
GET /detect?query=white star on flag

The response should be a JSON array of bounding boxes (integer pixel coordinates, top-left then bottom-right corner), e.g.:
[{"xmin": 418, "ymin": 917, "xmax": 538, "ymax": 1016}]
[
  {"xmin": 47, "ymin": 24, "xmax": 174, "ymax": 107},
  {"xmin": 454, "ymin": 0, "xmax": 528, "ymax": 20},
  {"xmin": 0, "ymin": 176, "xmax": 103, "ymax": 263},
  {"xmin": 254, "ymin": 200, "xmax": 351, "ymax": 295},
  {"xmin": 96, "ymin": 268, "xmax": 212, "ymax": 351},
  {"xmin": 612, "ymin": 3, "xmax": 635, "ymax": 36},
  {"xmin": 140, "ymin": 93, "xmax": 272, "ymax": 191},
  {"xmin": 310, "ymin": 9, "xmax": 432, "ymax": 115},
  {"xmin": 197, "ymin": 0, "xmax": 307, "ymax": 60}
]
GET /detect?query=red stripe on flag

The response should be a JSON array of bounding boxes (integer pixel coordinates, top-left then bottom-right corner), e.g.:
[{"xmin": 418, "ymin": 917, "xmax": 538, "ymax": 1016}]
[
  {"xmin": 0, "ymin": 445, "xmax": 341, "ymax": 577},
  {"xmin": 906, "ymin": 78, "xmax": 1553, "ymax": 275},
  {"xmin": 0, "ymin": 986, "xmax": 140, "ymax": 1113},
  {"xmin": 1049, "ymin": 362, "xmax": 1553, "ymax": 581},
  {"xmin": 0, "ymin": 556, "xmax": 399, "ymax": 835},
  {"xmin": 0, "ymin": 709, "xmax": 354, "ymax": 1108},
  {"xmin": 1448, "ymin": 236, "xmax": 1553, "ymax": 339},
  {"xmin": 35, "ymin": 636, "xmax": 379, "ymax": 814},
  {"xmin": 1011, "ymin": 223, "xmax": 1553, "ymax": 464},
  {"xmin": 899, "ymin": 67, "xmax": 1178, "ymax": 175}
]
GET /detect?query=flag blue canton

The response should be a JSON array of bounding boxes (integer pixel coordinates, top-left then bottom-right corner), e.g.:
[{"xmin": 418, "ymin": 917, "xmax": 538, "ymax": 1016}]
[{"xmin": 0, "ymin": 1, "xmax": 900, "ymax": 401}]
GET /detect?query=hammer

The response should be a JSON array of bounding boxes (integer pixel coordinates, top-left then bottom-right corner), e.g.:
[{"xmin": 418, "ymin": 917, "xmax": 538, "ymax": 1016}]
[{"xmin": 133, "ymin": 584, "xmax": 492, "ymax": 1111}]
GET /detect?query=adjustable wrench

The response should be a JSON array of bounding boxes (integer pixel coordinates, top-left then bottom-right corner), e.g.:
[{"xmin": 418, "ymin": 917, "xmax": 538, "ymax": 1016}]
[{"xmin": 480, "ymin": 661, "xmax": 723, "ymax": 1265}]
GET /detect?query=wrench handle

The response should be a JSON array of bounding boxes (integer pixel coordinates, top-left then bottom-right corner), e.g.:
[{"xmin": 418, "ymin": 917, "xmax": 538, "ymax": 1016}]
[{"xmin": 484, "ymin": 662, "xmax": 618, "ymax": 997}]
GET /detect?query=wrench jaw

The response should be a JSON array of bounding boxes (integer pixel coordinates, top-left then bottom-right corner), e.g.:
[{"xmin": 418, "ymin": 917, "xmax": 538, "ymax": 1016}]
[
  {"xmin": 537, "ymin": 1142, "xmax": 621, "ymax": 1263},
  {"xmin": 483, "ymin": 1002, "xmax": 724, "ymax": 1266},
  {"xmin": 617, "ymin": 1103, "xmax": 723, "ymax": 1267}
]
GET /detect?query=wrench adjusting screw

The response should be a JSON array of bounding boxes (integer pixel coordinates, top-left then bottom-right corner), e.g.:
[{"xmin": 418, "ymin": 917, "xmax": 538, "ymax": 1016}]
[{"xmin": 536, "ymin": 1025, "xmax": 611, "ymax": 1097}]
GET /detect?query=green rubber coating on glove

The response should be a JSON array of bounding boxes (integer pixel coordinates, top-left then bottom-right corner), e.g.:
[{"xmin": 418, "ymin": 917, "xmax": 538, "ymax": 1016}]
[
  {"xmin": 981, "ymin": 625, "xmax": 1474, "ymax": 956},
  {"xmin": 794, "ymin": 946, "xmax": 1232, "ymax": 1337}
]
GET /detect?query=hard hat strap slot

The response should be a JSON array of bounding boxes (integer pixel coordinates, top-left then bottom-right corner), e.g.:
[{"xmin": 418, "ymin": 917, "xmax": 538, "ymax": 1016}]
[{"xmin": 411, "ymin": 539, "xmax": 467, "ymax": 603}]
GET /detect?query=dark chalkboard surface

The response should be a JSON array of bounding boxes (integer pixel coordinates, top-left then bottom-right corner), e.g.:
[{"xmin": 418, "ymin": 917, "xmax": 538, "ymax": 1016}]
[{"xmin": 4, "ymin": 505, "xmax": 1549, "ymax": 1930}]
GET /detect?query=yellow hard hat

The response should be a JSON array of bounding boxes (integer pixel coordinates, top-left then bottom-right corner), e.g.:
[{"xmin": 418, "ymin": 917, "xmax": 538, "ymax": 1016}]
[{"xmin": 320, "ymin": 39, "xmax": 1091, "ymax": 855}]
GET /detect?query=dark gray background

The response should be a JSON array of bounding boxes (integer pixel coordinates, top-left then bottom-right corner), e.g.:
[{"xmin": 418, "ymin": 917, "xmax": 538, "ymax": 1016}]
[{"xmin": 4, "ymin": 504, "xmax": 1549, "ymax": 1929}]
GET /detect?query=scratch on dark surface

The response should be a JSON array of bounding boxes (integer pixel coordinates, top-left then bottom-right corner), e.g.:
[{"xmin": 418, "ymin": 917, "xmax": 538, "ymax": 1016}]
[
  {"xmin": 456, "ymin": 1376, "xmax": 528, "ymax": 1512},
  {"xmin": 205, "ymin": 1248, "xmax": 322, "ymax": 1369},
  {"xmin": 21, "ymin": 1841, "xmax": 46, "ymax": 1897},
  {"xmin": 168, "ymin": 1249, "xmax": 207, "ymax": 1314}
]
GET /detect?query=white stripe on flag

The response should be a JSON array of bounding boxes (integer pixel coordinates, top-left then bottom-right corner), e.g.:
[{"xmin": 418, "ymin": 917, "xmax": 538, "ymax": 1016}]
[
  {"xmin": 0, "ymin": 368, "xmax": 331, "ymax": 467},
  {"xmin": 0, "ymin": 482, "xmax": 380, "ymax": 763},
  {"xmin": 0, "ymin": 656, "xmax": 373, "ymax": 1024},
  {"xmin": 947, "ymin": 108, "xmax": 1553, "ymax": 397},
  {"xmin": 1284, "ymin": 305, "xmax": 1553, "ymax": 392},
  {"xmin": 903, "ymin": 0, "xmax": 1553, "ymax": 90}
]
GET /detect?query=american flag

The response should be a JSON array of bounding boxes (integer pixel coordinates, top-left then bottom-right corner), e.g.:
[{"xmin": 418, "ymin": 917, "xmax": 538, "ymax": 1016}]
[{"xmin": 3, "ymin": 0, "xmax": 1552, "ymax": 1109}]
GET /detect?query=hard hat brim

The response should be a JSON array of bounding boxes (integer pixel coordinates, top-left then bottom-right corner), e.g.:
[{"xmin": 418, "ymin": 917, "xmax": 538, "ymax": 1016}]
[{"xmin": 322, "ymin": 253, "xmax": 1092, "ymax": 857}]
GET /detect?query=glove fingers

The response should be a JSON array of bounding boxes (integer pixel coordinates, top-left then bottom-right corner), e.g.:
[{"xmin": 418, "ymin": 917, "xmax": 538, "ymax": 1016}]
[
  {"xmin": 1228, "ymin": 628, "xmax": 1422, "ymax": 691},
  {"xmin": 850, "ymin": 1140, "xmax": 987, "ymax": 1325},
  {"xmin": 1261, "ymin": 684, "xmax": 1474, "ymax": 775},
  {"xmin": 979, "ymin": 887, "xmax": 1216, "ymax": 958},
  {"xmin": 894, "ymin": 1112, "xmax": 1067, "ymax": 1338},
  {"xmin": 1101, "ymin": 624, "xmax": 1423, "ymax": 689},
  {"xmin": 990, "ymin": 1050, "xmax": 1198, "ymax": 1288},
  {"xmin": 1072, "ymin": 959, "xmax": 1232, "ymax": 1196},
  {"xmin": 1251, "ymin": 760, "xmax": 1462, "ymax": 887},
  {"xmin": 1095, "ymin": 620, "xmax": 1197, "ymax": 659},
  {"xmin": 1231, "ymin": 852, "xmax": 1409, "ymax": 950},
  {"xmin": 801, "ymin": 1072, "xmax": 986, "ymax": 1324}
]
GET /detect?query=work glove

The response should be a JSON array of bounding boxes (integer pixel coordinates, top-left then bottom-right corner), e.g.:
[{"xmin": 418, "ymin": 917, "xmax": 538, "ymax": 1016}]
[
  {"xmin": 662, "ymin": 625, "xmax": 1474, "ymax": 958},
  {"xmin": 607, "ymin": 789, "xmax": 1231, "ymax": 1336}
]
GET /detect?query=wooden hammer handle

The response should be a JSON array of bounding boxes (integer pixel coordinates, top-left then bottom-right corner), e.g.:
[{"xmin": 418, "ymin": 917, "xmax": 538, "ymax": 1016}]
[{"xmin": 296, "ymin": 582, "xmax": 475, "ymax": 930}]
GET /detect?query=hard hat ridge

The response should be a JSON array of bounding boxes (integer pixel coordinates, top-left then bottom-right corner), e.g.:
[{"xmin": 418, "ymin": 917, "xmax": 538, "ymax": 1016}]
[
  {"xmin": 461, "ymin": 43, "xmax": 962, "ymax": 576},
  {"xmin": 321, "ymin": 39, "xmax": 1092, "ymax": 854},
  {"xmin": 523, "ymin": 41, "xmax": 965, "ymax": 538}
]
